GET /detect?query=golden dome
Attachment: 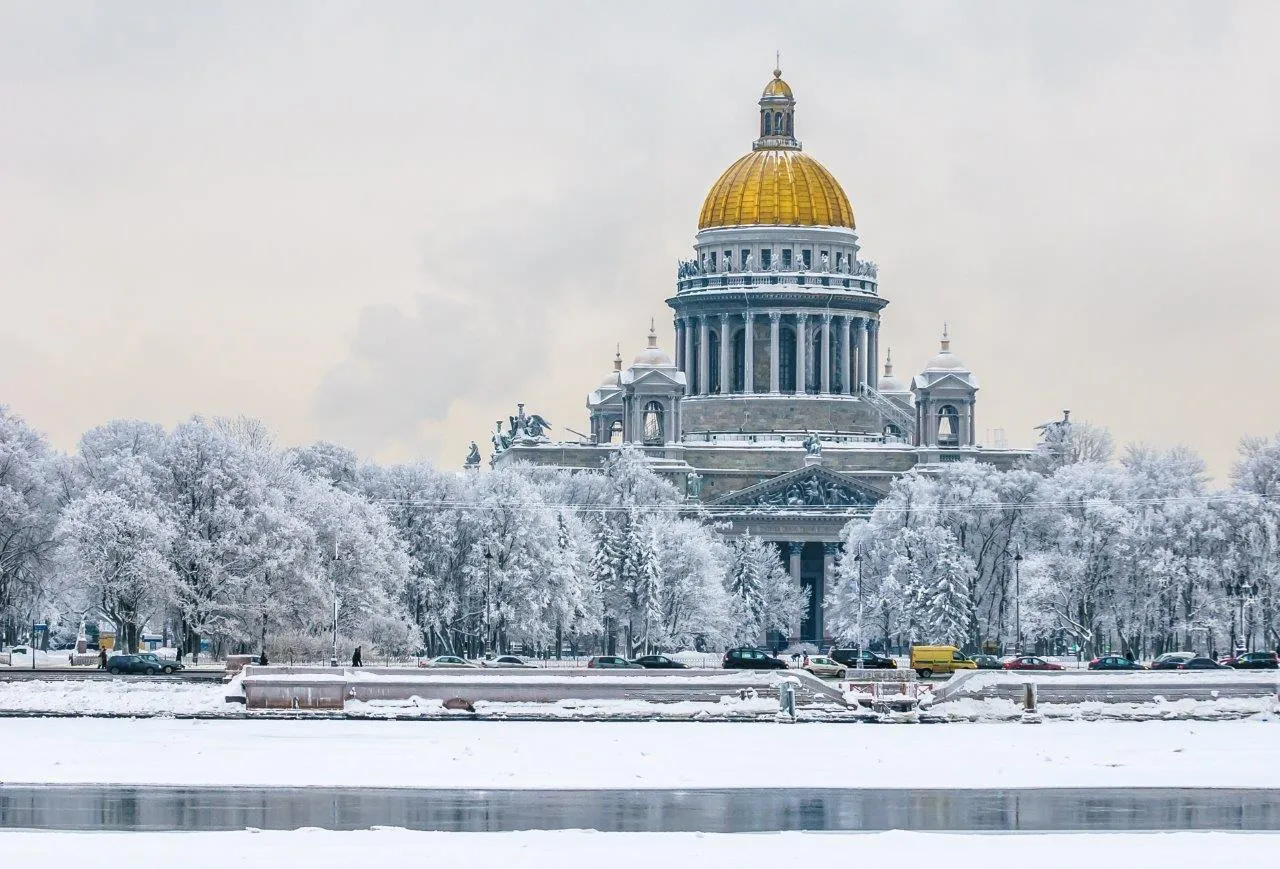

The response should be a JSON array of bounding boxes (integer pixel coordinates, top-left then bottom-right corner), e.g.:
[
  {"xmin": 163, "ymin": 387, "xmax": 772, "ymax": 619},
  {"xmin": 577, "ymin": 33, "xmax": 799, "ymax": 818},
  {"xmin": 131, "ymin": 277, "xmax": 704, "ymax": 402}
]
[
  {"xmin": 698, "ymin": 148, "xmax": 855, "ymax": 230},
  {"xmin": 762, "ymin": 69, "xmax": 793, "ymax": 99}
]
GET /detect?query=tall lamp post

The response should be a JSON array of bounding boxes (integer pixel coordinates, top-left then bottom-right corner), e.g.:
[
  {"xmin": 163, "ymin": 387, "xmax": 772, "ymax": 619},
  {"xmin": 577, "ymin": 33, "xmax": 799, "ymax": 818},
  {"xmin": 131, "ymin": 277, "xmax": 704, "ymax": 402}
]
[
  {"xmin": 1013, "ymin": 550, "xmax": 1023, "ymax": 655},
  {"xmin": 854, "ymin": 553, "xmax": 864, "ymax": 671},
  {"xmin": 330, "ymin": 540, "xmax": 340, "ymax": 667},
  {"xmin": 1224, "ymin": 578, "xmax": 1256, "ymax": 652},
  {"xmin": 483, "ymin": 546, "xmax": 494, "ymax": 658}
]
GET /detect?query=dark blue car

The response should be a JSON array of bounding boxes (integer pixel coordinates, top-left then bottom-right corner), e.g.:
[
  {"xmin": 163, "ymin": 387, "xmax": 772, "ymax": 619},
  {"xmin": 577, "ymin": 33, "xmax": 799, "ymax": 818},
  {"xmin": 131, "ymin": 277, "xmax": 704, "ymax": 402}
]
[{"xmin": 106, "ymin": 653, "xmax": 183, "ymax": 675}]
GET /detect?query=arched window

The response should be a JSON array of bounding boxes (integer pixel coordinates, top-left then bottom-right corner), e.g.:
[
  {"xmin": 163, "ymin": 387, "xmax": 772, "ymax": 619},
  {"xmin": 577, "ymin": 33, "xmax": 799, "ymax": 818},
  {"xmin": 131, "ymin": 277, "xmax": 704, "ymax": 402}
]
[
  {"xmin": 708, "ymin": 329, "xmax": 721, "ymax": 393},
  {"xmin": 806, "ymin": 326, "xmax": 821, "ymax": 394},
  {"xmin": 774, "ymin": 111, "xmax": 782, "ymax": 133},
  {"xmin": 938, "ymin": 405, "xmax": 960, "ymax": 448},
  {"xmin": 690, "ymin": 332, "xmax": 701, "ymax": 393},
  {"xmin": 779, "ymin": 328, "xmax": 797, "ymax": 394},
  {"xmin": 609, "ymin": 420, "xmax": 623, "ymax": 444},
  {"xmin": 763, "ymin": 111, "xmax": 772, "ymax": 135},
  {"xmin": 786, "ymin": 112, "xmax": 792, "ymax": 135},
  {"xmin": 642, "ymin": 401, "xmax": 664, "ymax": 444},
  {"xmin": 731, "ymin": 328, "xmax": 746, "ymax": 393}
]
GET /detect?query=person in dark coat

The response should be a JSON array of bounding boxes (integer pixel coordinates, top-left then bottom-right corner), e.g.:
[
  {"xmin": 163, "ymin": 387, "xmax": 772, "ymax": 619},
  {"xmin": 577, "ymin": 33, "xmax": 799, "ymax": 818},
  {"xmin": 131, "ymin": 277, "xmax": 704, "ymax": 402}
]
[
  {"xmin": 259, "ymin": 650, "xmax": 269, "ymax": 667},
  {"xmin": 97, "ymin": 648, "xmax": 107, "ymax": 669},
  {"xmin": 352, "ymin": 646, "xmax": 362, "ymax": 667}
]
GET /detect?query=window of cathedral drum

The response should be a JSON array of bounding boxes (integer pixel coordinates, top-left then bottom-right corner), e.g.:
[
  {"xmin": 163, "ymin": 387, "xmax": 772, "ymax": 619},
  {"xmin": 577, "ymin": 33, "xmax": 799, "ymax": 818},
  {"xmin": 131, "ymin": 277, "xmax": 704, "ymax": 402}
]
[
  {"xmin": 731, "ymin": 328, "xmax": 746, "ymax": 393},
  {"xmin": 779, "ymin": 328, "xmax": 797, "ymax": 394},
  {"xmin": 708, "ymin": 251, "xmax": 717, "ymax": 271},
  {"xmin": 761, "ymin": 248, "xmax": 772, "ymax": 269},
  {"xmin": 708, "ymin": 329, "xmax": 721, "ymax": 393},
  {"xmin": 642, "ymin": 402, "xmax": 664, "ymax": 444},
  {"xmin": 781, "ymin": 249, "xmax": 792, "ymax": 269},
  {"xmin": 801, "ymin": 249, "xmax": 812, "ymax": 269}
]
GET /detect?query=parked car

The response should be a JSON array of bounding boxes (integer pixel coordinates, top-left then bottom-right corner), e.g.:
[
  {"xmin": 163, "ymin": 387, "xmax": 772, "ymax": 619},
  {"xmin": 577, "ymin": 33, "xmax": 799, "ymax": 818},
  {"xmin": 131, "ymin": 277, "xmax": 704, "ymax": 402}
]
[
  {"xmin": 1178, "ymin": 657, "xmax": 1227, "ymax": 670},
  {"xmin": 1087, "ymin": 655, "xmax": 1145, "ymax": 671},
  {"xmin": 829, "ymin": 648, "xmax": 897, "ymax": 670},
  {"xmin": 722, "ymin": 648, "xmax": 789, "ymax": 670},
  {"xmin": 969, "ymin": 654, "xmax": 1004, "ymax": 670},
  {"xmin": 1004, "ymin": 655, "xmax": 1065, "ymax": 671},
  {"xmin": 1150, "ymin": 652, "xmax": 1194, "ymax": 670},
  {"xmin": 105, "ymin": 653, "xmax": 183, "ymax": 676},
  {"xmin": 1226, "ymin": 650, "xmax": 1279, "ymax": 670},
  {"xmin": 630, "ymin": 654, "xmax": 689, "ymax": 669},
  {"xmin": 587, "ymin": 655, "xmax": 642, "ymax": 669},
  {"xmin": 909, "ymin": 645, "xmax": 977, "ymax": 678},
  {"xmin": 802, "ymin": 655, "xmax": 847, "ymax": 679},
  {"xmin": 480, "ymin": 655, "xmax": 534, "ymax": 668},
  {"xmin": 419, "ymin": 655, "xmax": 476, "ymax": 668}
]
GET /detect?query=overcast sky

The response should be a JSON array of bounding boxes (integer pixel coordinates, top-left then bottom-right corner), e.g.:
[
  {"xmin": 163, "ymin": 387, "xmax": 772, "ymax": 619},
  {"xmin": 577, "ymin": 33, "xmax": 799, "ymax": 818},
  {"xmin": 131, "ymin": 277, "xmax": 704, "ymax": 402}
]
[{"xmin": 2, "ymin": 1, "xmax": 1278, "ymax": 481}]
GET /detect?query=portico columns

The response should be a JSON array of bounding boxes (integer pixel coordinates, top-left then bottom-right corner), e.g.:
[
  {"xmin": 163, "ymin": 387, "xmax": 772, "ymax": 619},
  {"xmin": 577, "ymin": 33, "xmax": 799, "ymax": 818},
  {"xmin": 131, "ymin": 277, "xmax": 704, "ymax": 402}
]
[
  {"xmin": 868, "ymin": 320, "xmax": 879, "ymax": 390},
  {"xmin": 821, "ymin": 543, "xmax": 839, "ymax": 644},
  {"xmin": 786, "ymin": 542, "xmax": 803, "ymax": 640},
  {"xmin": 795, "ymin": 313, "xmax": 807, "ymax": 394},
  {"xmin": 768, "ymin": 311, "xmax": 781, "ymax": 394},
  {"xmin": 855, "ymin": 318, "xmax": 868, "ymax": 390},
  {"xmin": 718, "ymin": 314, "xmax": 730, "ymax": 394},
  {"xmin": 820, "ymin": 313, "xmax": 832, "ymax": 394},
  {"xmin": 743, "ymin": 312, "xmax": 755, "ymax": 394},
  {"xmin": 841, "ymin": 316, "xmax": 852, "ymax": 396},
  {"xmin": 683, "ymin": 316, "xmax": 695, "ymax": 384},
  {"xmin": 698, "ymin": 316, "xmax": 710, "ymax": 396}
]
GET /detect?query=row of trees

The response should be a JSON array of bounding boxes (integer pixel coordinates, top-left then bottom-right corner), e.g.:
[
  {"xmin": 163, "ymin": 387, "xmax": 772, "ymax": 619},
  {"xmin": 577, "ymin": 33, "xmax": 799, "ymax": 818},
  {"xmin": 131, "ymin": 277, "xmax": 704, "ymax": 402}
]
[
  {"xmin": 828, "ymin": 426, "xmax": 1280, "ymax": 659},
  {"xmin": 0, "ymin": 407, "xmax": 803, "ymax": 660}
]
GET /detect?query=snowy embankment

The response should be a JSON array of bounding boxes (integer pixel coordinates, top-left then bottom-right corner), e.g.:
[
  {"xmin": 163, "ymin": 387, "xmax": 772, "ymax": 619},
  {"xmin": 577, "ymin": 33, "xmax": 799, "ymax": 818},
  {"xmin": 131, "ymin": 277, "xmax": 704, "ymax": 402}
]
[
  {"xmin": 0, "ymin": 678, "xmax": 236, "ymax": 716},
  {"xmin": 2, "ymin": 718, "xmax": 1279, "ymax": 789},
  {"xmin": 0, "ymin": 830, "xmax": 1273, "ymax": 867}
]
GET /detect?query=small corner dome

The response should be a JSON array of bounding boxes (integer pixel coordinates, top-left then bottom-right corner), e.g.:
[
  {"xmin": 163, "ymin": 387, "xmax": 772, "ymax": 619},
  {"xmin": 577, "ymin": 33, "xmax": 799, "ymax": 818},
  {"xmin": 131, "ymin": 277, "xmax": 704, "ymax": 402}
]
[
  {"xmin": 878, "ymin": 372, "xmax": 909, "ymax": 393},
  {"xmin": 923, "ymin": 327, "xmax": 968, "ymax": 372},
  {"xmin": 632, "ymin": 322, "xmax": 673, "ymax": 367},
  {"xmin": 599, "ymin": 371, "xmax": 621, "ymax": 388}
]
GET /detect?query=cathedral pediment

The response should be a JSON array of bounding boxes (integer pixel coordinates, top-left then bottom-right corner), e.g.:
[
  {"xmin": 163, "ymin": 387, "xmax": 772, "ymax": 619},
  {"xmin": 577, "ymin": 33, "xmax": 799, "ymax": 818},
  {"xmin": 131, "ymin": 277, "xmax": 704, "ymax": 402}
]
[{"xmin": 709, "ymin": 464, "xmax": 885, "ymax": 511}]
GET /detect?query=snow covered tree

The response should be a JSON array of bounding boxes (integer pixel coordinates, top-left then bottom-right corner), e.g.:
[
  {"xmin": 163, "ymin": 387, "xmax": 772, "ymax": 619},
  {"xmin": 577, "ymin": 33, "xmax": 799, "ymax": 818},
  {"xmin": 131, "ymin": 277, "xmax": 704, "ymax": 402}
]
[
  {"xmin": 725, "ymin": 534, "xmax": 804, "ymax": 645},
  {"xmin": 0, "ymin": 406, "xmax": 59, "ymax": 644}
]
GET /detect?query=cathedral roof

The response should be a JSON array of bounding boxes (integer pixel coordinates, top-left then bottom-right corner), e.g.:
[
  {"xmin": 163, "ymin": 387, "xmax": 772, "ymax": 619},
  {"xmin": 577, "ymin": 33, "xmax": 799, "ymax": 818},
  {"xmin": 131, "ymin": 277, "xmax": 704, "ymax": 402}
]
[{"xmin": 697, "ymin": 67, "xmax": 855, "ymax": 231}]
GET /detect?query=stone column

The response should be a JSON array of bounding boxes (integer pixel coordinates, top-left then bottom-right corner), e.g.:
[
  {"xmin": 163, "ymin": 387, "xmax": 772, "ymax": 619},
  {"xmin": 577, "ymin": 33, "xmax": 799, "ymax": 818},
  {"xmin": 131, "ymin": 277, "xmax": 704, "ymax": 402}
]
[
  {"xmin": 969, "ymin": 401, "xmax": 976, "ymax": 447},
  {"xmin": 787, "ymin": 542, "xmax": 803, "ymax": 642},
  {"xmin": 769, "ymin": 311, "xmax": 781, "ymax": 394},
  {"xmin": 683, "ymin": 316, "xmax": 695, "ymax": 382},
  {"xmin": 820, "ymin": 543, "xmax": 840, "ymax": 645},
  {"xmin": 855, "ymin": 318, "xmax": 868, "ymax": 390},
  {"xmin": 743, "ymin": 311, "xmax": 755, "ymax": 394},
  {"xmin": 719, "ymin": 314, "xmax": 731, "ymax": 394},
  {"xmin": 673, "ymin": 318, "xmax": 683, "ymax": 372},
  {"xmin": 868, "ymin": 320, "xmax": 879, "ymax": 390},
  {"xmin": 795, "ymin": 313, "xmax": 807, "ymax": 394},
  {"xmin": 698, "ymin": 316, "xmax": 710, "ymax": 396},
  {"xmin": 820, "ymin": 313, "xmax": 832, "ymax": 394},
  {"xmin": 841, "ymin": 315, "xmax": 852, "ymax": 396}
]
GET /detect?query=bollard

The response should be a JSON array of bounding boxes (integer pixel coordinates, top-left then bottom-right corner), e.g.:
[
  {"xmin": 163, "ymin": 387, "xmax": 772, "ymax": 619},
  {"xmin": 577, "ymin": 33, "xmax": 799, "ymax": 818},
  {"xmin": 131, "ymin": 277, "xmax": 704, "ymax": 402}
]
[
  {"xmin": 777, "ymin": 681, "xmax": 797, "ymax": 721},
  {"xmin": 1021, "ymin": 681, "xmax": 1042, "ymax": 724}
]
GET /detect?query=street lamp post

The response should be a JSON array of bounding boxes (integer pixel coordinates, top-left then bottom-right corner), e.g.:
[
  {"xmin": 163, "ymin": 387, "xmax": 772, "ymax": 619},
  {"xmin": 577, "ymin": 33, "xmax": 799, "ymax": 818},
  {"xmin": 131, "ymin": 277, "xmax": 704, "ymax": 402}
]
[
  {"xmin": 854, "ymin": 553, "xmax": 864, "ymax": 671},
  {"xmin": 1225, "ymin": 579, "xmax": 1257, "ymax": 653},
  {"xmin": 1013, "ymin": 550, "xmax": 1023, "ymax": 655},
  {"xmin": 483, "ymin": 547, "xmax": 494, "ymax": 658},
  {"xmin": 330, "ymin": 541, "xmax": 340, "ymax": 668}
]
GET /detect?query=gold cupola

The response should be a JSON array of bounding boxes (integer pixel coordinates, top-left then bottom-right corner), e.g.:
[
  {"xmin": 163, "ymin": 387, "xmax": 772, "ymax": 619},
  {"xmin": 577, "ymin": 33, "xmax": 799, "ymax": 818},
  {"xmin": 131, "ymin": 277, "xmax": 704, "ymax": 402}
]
[{"xmin": 698, "ymin": 66, "xmax": 855, "ymax": 231}]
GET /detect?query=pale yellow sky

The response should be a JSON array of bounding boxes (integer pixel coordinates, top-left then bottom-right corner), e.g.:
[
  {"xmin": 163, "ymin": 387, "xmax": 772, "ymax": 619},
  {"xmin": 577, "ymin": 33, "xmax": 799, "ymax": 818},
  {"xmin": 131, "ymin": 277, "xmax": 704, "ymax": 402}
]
[{"xmin": 2, "ymin": 1, "xmax": 1278, "ymax": 480}]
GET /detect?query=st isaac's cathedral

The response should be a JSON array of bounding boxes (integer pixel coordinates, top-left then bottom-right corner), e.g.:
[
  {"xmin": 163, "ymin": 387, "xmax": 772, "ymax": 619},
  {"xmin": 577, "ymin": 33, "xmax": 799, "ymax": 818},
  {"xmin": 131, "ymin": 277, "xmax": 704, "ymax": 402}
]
[{"xmin": 490, "ymin": 67, "xmax": 1030, "ymax": 644}]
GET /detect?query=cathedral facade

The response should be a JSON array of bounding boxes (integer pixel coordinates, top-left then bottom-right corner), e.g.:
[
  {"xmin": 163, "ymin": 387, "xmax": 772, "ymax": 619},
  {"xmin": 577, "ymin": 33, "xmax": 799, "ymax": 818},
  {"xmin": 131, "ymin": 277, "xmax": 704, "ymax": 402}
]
[{"xmin": 492, "ymin": 67, "xmax": 1029, "ymax": 646}]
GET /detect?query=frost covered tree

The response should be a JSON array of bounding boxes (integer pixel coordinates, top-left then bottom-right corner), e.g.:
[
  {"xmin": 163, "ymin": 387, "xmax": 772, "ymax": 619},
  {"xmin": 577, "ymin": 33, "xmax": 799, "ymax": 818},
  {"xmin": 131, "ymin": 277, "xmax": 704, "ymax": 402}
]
[
  {"xmin": 648, "ymin": 514, "xmax": 731, "ymax": 650},
  {"xmin": 0, "ymin": 407, "xmax": 59, "ymax": 643},
  {"xmin": 725, "ymin": 534, "xmax": 804, "ymax": 645}
]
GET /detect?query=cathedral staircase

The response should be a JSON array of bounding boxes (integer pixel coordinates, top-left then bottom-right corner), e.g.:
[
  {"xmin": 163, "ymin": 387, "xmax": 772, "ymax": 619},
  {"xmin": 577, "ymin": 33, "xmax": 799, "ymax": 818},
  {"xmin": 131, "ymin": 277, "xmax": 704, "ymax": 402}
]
[{"xmin": 858, "ymin": 385, "xmax": 916, "ymax": 441}]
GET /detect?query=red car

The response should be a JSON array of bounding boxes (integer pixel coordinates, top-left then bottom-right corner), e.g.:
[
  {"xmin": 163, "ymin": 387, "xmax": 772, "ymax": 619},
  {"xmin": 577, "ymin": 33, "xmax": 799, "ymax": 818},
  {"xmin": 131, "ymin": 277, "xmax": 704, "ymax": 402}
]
[{"xmin": 1002, "ymin": 655, "xmax": 1063, "ymax": 671}]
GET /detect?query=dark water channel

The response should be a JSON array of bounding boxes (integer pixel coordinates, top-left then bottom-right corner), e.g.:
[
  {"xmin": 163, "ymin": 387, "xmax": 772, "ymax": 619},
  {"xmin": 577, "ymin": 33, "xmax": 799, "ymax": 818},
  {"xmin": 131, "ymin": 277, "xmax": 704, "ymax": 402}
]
[{"xmin": 2, "ymin": 785, "xmax": 1278, "ymax": 832}]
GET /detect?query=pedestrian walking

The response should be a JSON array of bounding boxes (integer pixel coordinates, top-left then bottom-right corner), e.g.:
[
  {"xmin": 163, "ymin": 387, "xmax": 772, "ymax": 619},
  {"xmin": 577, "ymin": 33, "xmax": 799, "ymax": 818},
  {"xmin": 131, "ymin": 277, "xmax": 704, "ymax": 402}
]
[
  {"xmin": 352, "ymin": 646, "xmax": 363, "ymax": 667},
  {"xmin": 259, "ymin": 649, "xmax": 269, "ymax": 667},
  {"xmin": 97, "ymin": 648, "xmax": 107, "ymax": 669}
]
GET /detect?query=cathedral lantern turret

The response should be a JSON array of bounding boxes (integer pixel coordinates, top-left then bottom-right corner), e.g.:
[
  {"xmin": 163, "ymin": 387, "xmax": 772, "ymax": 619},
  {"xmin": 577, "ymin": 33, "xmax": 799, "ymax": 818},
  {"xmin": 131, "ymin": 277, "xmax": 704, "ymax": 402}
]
[{"xmin": 756, "ymin": 65, "xmax": 799, "ymax": 150}]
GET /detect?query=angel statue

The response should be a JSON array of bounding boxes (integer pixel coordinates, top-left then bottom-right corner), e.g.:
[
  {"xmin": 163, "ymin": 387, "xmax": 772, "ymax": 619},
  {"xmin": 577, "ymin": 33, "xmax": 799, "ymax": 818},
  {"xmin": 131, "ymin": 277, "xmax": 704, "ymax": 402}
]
[
  {"xmin": 464, "ymin": 440, "xmax": 482, "ymax": 468},
  {"xmin": 802, "ymin": 431, "xmax": 822, "ymax": 457}
]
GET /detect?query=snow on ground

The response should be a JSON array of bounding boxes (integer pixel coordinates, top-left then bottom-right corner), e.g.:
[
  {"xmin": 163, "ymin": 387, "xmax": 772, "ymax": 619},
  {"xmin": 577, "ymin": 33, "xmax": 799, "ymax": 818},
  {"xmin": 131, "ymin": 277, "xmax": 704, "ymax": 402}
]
[
  {"xmin": 2, "ymin": 718, "xmax": 1278, "ymax": 789},
  {"xmin": 935, "ymin": 695, "xmax": 1277, "ymax": 722},
  {"xmin": 0, "ymin": 678, "xmax": 232, "ymax": 716},
  {"xmin": 345, "ymin": 695, "xmax": 782, "ymax": 720},
  {"xmin": 0, "ymin": 829, "xmax": 1273, "ymax": 867}
]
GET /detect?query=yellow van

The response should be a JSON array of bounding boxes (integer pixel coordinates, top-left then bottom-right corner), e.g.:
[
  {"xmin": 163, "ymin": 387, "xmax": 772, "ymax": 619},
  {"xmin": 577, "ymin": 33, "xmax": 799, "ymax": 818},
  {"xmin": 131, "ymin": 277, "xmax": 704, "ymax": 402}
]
[{"xmin": 910, "ymin": 645, "xmax": 977, "ymax": 678}]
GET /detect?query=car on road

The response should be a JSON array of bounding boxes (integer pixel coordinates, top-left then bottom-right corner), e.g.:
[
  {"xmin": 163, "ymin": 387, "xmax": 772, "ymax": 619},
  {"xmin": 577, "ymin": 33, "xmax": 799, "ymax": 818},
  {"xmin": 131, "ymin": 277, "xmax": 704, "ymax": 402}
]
[
  {"xmin": 1177, "ymin": 657, "xmax": 1227, "ymax": 670},
  {"xmin": 586, "ymin": 655, "xmax": 642, "ymax": 669},
  {"xmin": 969, "ymin": 654, "xmax": 1003, "ymax": 670},
  {"xmin": 105, "ymin": 653, "xmax": 183, "ymax": 675},
  {"xmin": 829, "ymin": 648, "xmax": 897, "ymax": 670},
  {"xmin": 1226, "ymin": 650, "xmax": 1279, "ymax": 670},
  {"xmin": 418, "ymin": 655, "xmax": 476, "ymax": 668},
  {"xmin": 910, "ymin": 645, "xmax": 977, "ymax": 679},
  {"xmin": 1004, "ymin": 655, "xmax": 1064, "ymax": 671},
  {"xmin": 630, "ymin": 654, "xmax": 689, "ymax": 669},
  {"xmin": 801, "ymin": 655, "xmax": 847, "ymax": 679},
  {"xmin": 1087, "ymin": 655, "xmax": 1146, "ymax": 671},
  {"xmin": 722, "ymin": 648, "xmax": 788, "ymax": 670},
  {"xmin": 480, "ymin": 655, "xmax": 534, "ymax": 668},
  {"xmin": 1150, "ymin": 652, "xmax": 1193, "ymax": 670}
]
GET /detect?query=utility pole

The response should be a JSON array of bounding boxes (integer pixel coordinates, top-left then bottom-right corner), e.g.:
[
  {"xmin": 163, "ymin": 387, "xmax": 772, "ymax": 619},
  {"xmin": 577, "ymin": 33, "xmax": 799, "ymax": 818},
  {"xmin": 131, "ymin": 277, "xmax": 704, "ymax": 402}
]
[{"xmin": 1014, "ymin": 550, "xmax": 1024, "ymax": 654}]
